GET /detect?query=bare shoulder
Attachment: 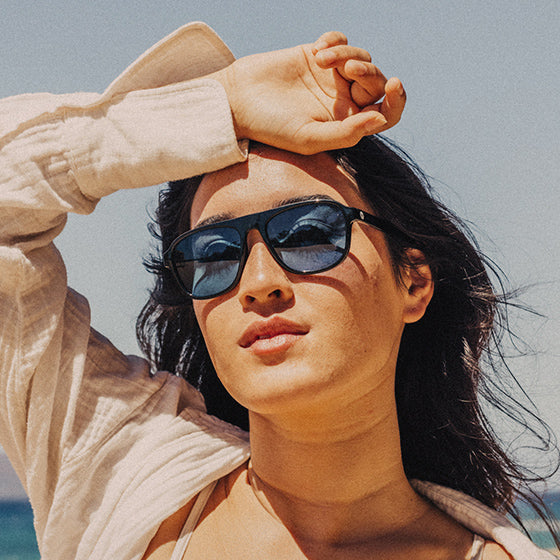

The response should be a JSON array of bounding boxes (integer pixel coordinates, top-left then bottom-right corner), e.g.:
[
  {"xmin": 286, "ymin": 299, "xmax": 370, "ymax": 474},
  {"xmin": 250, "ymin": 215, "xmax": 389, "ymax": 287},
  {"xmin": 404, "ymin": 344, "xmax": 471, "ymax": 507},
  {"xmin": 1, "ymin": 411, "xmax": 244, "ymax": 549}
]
[{"xmin": 482, "ymin": 542, "xmax": 514, "ymax": 560}]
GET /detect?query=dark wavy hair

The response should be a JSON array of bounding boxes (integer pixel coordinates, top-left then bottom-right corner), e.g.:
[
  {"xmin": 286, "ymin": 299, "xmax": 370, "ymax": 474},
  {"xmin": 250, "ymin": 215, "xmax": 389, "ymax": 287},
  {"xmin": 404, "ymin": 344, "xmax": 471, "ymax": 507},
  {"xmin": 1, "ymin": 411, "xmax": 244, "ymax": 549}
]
[{"xmin": 137, "ymin": 135, "xmax": 559, "ymax": 548}]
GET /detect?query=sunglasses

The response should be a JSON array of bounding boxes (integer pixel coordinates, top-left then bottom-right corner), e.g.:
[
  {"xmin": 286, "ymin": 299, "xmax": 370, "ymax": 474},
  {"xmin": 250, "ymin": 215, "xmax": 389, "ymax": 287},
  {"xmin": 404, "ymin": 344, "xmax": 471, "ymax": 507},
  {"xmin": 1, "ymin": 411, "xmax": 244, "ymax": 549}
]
[{"xmin": 163, "ymin": 200, "xmax": 408, "ymax": 300}]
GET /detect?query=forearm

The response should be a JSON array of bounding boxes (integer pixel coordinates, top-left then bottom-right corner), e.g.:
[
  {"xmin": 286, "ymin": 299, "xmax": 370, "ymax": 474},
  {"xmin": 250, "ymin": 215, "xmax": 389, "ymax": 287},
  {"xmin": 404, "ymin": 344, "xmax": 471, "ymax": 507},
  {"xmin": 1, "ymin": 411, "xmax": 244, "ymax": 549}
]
[
  {"xmin": 0, "ymin": 80, "xmax": 246, "ymax": 248},
  {"xmin": 0, "ymin": 77, "xmax": 246, "ymax": 500}
]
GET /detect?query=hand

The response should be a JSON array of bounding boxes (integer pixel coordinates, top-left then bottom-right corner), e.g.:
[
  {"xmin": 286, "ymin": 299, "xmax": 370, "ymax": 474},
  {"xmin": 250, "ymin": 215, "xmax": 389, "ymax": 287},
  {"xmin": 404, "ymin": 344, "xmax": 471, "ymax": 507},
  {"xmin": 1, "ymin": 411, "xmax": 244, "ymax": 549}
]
[{"xmin": 211, "ymin": 31, "xmax": 406, "ymax": 155}]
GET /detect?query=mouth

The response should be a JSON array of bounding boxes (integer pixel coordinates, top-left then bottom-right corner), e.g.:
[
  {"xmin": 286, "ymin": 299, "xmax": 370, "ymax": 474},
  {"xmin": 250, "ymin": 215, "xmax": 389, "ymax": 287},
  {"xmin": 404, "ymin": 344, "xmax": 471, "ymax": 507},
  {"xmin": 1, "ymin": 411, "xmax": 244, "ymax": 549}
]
[{"xmin": 239, "ymin": 317, "xmax": 309, "ymax": 354}]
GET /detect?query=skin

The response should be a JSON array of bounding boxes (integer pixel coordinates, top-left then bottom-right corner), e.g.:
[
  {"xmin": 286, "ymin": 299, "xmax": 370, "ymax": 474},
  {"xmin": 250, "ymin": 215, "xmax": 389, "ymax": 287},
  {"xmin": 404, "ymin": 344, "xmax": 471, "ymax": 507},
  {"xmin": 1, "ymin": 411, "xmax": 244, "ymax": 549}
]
[{"xmin": 191, "ymin": 147, "xmax": 430, "ymax": 426}]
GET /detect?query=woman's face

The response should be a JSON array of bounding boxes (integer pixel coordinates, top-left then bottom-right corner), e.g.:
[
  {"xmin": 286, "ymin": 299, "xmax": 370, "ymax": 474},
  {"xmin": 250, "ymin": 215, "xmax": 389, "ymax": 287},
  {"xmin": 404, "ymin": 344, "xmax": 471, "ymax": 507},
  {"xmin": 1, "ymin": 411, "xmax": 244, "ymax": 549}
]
[{"xmin": 191, "ymin": 147, "xmax": 422, "ymax": 420}]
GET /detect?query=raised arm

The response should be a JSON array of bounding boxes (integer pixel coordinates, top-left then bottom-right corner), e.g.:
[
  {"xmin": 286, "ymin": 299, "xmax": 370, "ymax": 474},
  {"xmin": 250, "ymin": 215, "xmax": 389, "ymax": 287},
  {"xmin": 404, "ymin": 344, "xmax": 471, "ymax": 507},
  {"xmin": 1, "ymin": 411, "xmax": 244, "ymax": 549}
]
[{"xmin": 213, "ymin": 30, "xmax": 406, "ymax": 154}]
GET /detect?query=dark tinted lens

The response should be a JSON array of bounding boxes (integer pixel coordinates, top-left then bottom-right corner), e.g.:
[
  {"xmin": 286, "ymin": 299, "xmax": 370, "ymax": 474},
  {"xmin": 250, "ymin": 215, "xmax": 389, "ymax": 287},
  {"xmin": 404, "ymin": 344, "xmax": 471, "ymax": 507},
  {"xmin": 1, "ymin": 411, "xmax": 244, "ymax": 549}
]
[
  {"xmin": 266, "ymin": 204, "xmax": 347, "ymax": 272},
  {"xmin": 171, "ymin": 227, "xmax": 242, "ymax": 298}
]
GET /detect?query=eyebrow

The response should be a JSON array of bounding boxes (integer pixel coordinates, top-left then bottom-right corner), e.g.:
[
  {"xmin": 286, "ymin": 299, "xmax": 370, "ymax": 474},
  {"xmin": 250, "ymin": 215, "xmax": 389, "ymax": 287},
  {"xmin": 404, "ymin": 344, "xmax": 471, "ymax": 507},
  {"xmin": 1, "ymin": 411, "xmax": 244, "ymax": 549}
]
[{"xmin": 193, "ymin": 194, "xmax": 337, "ymax": 229}]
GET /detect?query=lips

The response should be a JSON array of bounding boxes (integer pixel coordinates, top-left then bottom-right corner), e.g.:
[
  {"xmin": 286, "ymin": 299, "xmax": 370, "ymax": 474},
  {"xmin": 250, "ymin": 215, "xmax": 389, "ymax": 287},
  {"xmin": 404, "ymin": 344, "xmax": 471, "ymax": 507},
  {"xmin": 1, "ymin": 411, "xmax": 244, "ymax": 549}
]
[{"xmin": 238, "ymin": 317, "xmax": 309, "ymax": 349}]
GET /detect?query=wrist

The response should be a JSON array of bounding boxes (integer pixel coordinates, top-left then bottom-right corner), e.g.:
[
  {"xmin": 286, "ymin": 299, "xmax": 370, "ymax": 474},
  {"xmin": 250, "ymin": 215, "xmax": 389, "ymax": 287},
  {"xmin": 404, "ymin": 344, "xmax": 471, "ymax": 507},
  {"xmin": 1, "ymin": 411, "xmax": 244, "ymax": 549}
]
[{"xmin": 208, "ymin": 65, "xmax": 247, "ymax": 141}]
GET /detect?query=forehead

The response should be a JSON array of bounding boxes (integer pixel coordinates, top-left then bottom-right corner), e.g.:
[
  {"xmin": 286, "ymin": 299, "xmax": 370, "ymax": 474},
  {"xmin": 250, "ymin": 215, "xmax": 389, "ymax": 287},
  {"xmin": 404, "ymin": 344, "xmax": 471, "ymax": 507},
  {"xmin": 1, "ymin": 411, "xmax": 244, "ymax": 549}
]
[{"xmin": 190, "ymin": 146, "xmax": 367, "ymax": 227}]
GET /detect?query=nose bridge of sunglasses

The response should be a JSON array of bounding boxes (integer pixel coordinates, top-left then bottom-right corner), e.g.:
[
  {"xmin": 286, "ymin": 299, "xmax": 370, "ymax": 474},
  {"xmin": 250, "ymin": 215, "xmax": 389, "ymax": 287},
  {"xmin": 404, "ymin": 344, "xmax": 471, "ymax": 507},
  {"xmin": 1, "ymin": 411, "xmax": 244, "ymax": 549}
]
[
  {"xmin": 234, "ymin": 209, "xmax": 274, "ymax": 251},
  {"xmin": 235, "ymin": 213, "xmax": 286, "ymax": 274}
]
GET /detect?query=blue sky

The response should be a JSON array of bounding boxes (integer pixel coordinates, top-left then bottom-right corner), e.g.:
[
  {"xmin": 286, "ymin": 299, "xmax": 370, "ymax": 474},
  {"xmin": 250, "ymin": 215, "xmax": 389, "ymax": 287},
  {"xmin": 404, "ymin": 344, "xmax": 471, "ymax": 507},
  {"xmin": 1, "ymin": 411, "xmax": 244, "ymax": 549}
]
[{"xmin": 1, "ymin": 0, "xmax": 559, "ymax": 496}]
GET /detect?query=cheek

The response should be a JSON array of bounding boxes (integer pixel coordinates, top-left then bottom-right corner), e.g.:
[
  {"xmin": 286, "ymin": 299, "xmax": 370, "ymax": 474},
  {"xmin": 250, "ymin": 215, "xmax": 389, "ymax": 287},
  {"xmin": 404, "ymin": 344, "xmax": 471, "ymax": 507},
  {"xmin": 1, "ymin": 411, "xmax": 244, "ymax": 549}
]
[
  {"xmin": 334, "ymin": 233, "xmax": 406, "ymax": 339},
  {"xmin": 192, "ymin": 297, "xmax": 240, "ymax": 370},
  {"xmin": 192, "ymin": 299, "xmax": 219, "ymax": 350}
]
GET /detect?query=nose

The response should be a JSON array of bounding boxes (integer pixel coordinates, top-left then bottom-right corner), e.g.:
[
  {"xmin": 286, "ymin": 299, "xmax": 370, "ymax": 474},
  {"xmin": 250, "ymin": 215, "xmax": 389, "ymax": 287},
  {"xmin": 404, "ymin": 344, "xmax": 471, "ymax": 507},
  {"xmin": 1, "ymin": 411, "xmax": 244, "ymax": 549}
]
[{"xmin": 237, "ymin": 230, "xmax": 295, "ymax": 308}]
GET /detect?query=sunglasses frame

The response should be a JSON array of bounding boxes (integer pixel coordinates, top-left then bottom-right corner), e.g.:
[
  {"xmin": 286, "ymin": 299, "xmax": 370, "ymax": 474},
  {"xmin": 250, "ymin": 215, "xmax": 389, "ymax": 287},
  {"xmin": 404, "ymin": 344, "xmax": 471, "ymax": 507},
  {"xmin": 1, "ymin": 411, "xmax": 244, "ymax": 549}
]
[{"xmin": 163, "ymin": 200, "xmax": 409, "ymax": 300}]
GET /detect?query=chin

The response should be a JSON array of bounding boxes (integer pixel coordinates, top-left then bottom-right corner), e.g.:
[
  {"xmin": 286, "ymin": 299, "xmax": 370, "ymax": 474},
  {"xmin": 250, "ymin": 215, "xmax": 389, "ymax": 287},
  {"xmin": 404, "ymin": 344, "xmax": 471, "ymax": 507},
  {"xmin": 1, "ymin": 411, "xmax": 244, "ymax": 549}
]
[{"xmin": 220, "ymin": 360, "xmax": 340, "ymax": 416}]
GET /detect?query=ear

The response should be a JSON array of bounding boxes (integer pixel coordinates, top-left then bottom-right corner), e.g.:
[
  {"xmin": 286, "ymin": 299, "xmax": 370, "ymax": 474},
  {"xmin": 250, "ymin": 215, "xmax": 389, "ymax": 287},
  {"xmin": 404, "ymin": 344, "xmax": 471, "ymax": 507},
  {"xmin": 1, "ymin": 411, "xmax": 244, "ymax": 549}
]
[{"xmin": 401, "ymin": 249, "xmax": 434, "ymax": 324}]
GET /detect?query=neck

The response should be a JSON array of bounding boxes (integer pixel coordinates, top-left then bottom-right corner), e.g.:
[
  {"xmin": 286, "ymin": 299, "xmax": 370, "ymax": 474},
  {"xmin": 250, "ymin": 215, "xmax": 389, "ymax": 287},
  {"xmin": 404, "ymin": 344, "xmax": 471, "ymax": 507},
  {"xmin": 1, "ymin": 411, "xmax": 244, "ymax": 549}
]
[{"xmin": 247, "ymin": 375, "xmax": 430, "ymax": 544}]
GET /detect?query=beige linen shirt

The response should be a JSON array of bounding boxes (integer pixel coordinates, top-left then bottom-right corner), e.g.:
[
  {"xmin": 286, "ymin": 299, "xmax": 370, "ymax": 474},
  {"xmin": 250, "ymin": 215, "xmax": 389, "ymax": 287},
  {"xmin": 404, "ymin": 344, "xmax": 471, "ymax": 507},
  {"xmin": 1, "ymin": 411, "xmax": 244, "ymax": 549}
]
[
  {"xmin": 0, "ymin": 22, "xmax": 251, "ymax": 560},
  {"xmin": 0, "ymin": 22, "xmax": 555, "ymax": 560}
]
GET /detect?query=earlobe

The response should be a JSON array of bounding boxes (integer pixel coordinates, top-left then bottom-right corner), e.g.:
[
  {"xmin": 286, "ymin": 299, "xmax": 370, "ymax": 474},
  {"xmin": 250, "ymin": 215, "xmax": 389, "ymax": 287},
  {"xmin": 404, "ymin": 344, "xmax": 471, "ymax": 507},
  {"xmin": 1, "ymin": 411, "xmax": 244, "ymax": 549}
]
[{"xmin": 402, "ymin": 249, "xmax": 434, "ymax": 324}]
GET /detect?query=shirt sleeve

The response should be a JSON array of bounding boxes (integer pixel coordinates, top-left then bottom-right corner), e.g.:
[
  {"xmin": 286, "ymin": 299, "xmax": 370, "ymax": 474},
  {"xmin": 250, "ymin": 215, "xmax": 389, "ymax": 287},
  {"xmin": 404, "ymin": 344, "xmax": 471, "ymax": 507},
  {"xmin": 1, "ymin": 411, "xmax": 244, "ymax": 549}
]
[{"xmin": 0, "ymin": 78, "xmax": 247, "ymax": 540}]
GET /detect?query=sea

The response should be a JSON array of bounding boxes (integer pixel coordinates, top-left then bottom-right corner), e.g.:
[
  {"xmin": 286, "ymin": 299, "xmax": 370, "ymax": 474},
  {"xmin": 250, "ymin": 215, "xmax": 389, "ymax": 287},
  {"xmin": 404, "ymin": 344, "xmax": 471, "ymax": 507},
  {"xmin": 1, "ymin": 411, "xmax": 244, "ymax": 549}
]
[{"xmin": 1, "ymin": 494, "xmax": 559, "ymax": 559}]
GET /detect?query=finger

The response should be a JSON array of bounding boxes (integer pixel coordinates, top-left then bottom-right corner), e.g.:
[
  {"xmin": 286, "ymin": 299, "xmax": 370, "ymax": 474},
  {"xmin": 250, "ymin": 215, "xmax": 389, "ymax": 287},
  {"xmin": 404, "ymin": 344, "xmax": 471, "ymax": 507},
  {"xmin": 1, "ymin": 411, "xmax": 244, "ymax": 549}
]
[
  {"xmin": 311, "ymin": 31, "xmax": 348, "ymax": 54},
  {"xmin": 314, "ymin": 45, "xmax": 372, "ymax": 69},
  {"xmin": 350, "ymin": 82, "xmax": 379, "ymax": 108},
  {"xmin": 378, "ymin": 77, "xmax": 406, "ymax": 129},
  {"xmin": 346, "ymin": 60, "xmax": 387, "ymax": 105}
]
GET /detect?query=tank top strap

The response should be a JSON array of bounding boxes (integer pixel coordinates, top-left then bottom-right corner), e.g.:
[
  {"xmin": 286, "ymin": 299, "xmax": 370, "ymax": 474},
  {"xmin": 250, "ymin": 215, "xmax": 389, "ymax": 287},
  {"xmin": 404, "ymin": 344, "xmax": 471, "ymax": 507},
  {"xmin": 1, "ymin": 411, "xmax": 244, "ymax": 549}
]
[
  {"xmin": 469, "ymin": 534, "xmax": 486, "ymax": 559},
  {"xmin": 169, "ymin": 480, "xmax": 218, "ymax": 560}
]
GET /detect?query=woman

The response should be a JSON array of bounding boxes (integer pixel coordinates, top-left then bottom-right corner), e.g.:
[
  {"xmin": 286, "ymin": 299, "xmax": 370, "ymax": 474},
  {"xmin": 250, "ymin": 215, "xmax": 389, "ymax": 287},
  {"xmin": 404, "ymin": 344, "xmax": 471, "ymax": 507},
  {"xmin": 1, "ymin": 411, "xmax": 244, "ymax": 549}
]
[{"xmin": 0, "ymin": 22, "xmax": 556, "ymax": 560}]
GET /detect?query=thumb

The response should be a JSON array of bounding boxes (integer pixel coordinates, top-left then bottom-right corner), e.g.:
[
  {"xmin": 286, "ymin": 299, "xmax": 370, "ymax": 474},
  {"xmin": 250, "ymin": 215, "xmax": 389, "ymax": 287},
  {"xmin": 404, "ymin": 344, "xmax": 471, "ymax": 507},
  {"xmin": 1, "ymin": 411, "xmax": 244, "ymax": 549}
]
[{"xmin": 293, "ymin": 112, "xmax": 388, "ymax": 154}]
